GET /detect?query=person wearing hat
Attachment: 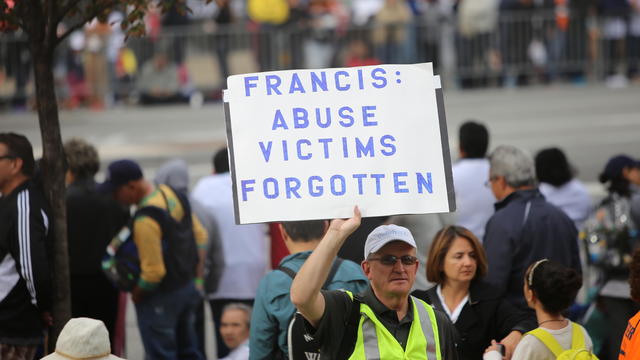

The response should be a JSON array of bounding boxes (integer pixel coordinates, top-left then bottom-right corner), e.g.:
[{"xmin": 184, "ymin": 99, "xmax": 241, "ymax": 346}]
[
  {"xmin": 99, "ymin": 159, "xmax": 207, "ymax": 360},
  {"xmin": 249, "ymin": 219, "xmax": 368, "ymax": 359},
  {"xmin": 598, "ymin": 154, "xmax": 640, "ymax": 204},
  {"xmin": 587, "ymin": 154, "xmax": 640, "ymax": 360},
  {"xmin": 41, "ymin": 318, "xmax": 124, "ymax": 360},
  {"xmin": 290, "ymin": 207, "xmax": 458, "ymax": 359}
]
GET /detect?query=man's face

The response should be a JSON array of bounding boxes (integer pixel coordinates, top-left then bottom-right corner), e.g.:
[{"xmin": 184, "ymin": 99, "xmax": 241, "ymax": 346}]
[
  {"xmin": 362, "ymin": 241, "xmax": 418, "ymax": 298},
  {"xmin": 0, "ymin": 143, "xmax": 19, "ymax": 194},
  {"xmin": 220, "ymin": 309, "xmax": 250, "ymax": 350},
  {"xmin": 623, "ymin": 166, "xmax": 640, "ymax": 186},
  {"xmin": 113, "ymin": 182, "xmax": 139, "ymax": 205},
  {"xmin": 488, "ymin": 172, "xmax": 507, "ymax": 201}
]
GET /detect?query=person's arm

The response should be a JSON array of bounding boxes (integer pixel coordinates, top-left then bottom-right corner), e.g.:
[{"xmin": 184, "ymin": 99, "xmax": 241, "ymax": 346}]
[
  {"xmin": 482, "ymin": 220, "xmax": 513, "ymax": 297},
  {"xmin": 567, "ymin": 220, "xmax": 582, "ymax": 275},
  {"xmin": 290, "ymin": 207, "xmax": 361, "ymax": 327},
  {"xmin": 14, "ymin": 202, "xmax": 53, "ymax": 325},
  {"xmin": 132, "ymin": 216, "xmax": 165, "ymax": 303},
  {"xmin": 499, "ymin": 331, "xmax": 522, "ymax": 360},
  {"xmin": 203, "ymin": 213, "xmax": 225, "ymax": 294},
  {"xmin": 191, "ymin": 214, "xmax": 208, "ymax": 290},
  {"xmin": 494, "ymin": 298, "xmax": 536, "ymax": 360},
  {"xmin": 505, "ymin": 335, "xmax": 538, "ymax": 360}
]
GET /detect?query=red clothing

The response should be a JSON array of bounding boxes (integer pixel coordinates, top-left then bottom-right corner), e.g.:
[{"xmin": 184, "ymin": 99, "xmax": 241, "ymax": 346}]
[
  {"xmin": 269, "ymin": 223, "xmax": 289, "ymax": 268},
  {"xmin": 346, "ymin": 58, "xmax": 381, "ymax": 68},
  {"xmin": 620, "ymin": 311, "xmax": 640, "ymax": 359}
]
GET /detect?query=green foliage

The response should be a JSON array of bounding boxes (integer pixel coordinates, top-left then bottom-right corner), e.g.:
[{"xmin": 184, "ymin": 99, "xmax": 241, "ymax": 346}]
[
  {"xmin": 0, "ymin": 0, "xmax": 207, "ymax": 43},
  {"xmin": 0, "ymin": 0, "xmax": 20, "ymax": 32}
]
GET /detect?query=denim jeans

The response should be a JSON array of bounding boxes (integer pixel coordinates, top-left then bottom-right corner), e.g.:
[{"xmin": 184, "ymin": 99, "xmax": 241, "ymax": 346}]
[{"xmin": 135, "ymin": 282, "xmax": 203, "ymax": 360}]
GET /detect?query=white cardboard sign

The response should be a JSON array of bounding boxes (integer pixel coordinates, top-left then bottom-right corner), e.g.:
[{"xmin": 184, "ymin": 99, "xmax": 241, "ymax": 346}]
[{"xmin": 224, "ymin": 63, "xmax": 455, "ymax": 224}]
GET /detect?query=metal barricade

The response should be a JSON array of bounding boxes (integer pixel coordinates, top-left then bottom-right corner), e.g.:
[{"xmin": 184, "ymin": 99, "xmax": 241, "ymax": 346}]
[{"xmin": 0, "ymin": 10, "xmax": 633, "ymax": 110}]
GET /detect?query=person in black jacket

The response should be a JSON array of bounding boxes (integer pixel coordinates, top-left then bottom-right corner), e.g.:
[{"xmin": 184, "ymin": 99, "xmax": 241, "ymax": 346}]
[
  {"xmin": 0, "ymin": 133, "xmax": 53, "ymax": 359},
  {"xmin": 413, "ymin": 225, "xmax": 536, "ymax": 360},
  {"xmin": 64, "ymin": 138, "xmax": 129, "ymax": 349},
  {"xmin": 483, "ymin": 145, "xmax": 581, "ymax": 311}
]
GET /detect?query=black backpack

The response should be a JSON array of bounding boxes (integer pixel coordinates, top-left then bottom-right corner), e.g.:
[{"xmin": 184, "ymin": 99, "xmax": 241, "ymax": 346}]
[
  {"xmin": 278, "ymin": 258, "xmax": 362, "ymax": 360},
  {"xmin": 582, "ymin": 193, "xmax": 640, "ymax": 279},
  {"xmin": 102, "ymin": 186, "xmax": 198, "ymax": 292}
]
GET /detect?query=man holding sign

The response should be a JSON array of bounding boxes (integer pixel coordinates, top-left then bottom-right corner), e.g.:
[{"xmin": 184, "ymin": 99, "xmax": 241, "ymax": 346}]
[{"xmin": 290, "ymin": 207, "xmax": 458, "ymax": 359}]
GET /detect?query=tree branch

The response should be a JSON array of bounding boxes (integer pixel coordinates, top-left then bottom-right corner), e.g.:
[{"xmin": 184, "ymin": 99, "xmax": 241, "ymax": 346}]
[
  {"xmin": 55, "ymin": 0, "xmax": 83, "ymax": 25},
  {"xmin": 55, "ymin": 0, "xmax": 116, "ymax": 45},
  {"xmin": 11, "ymin": 0, "xmax": 33, "ymax": 35},
  {"xmin": 0, "ymin": 8, "xmax": 26, "ymax": 32}
]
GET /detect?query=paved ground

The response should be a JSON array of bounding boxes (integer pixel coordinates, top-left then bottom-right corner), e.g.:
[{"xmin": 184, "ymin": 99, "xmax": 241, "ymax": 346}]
[
  {"xmin": 4, "ymin": 83, "xmax": 639, "ymax": 185},
  {"xmin": 3, "ymin": 83, "xmax": 640, "ymax": 359}
]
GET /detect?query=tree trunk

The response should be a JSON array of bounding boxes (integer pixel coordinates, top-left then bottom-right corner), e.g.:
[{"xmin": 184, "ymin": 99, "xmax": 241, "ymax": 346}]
[{"xmin": 31, "ymin": 41, "xmax": 71, "ymax": 348}]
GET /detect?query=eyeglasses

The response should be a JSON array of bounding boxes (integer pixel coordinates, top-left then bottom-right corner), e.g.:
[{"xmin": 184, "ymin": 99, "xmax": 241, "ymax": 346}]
[
  {"xmin": 368, "ymin": 255, "xmax": 418, "ymax": 266},
  {"xmin": 0, "ymin": 155, "xmax": 15, "ymax": 161}
]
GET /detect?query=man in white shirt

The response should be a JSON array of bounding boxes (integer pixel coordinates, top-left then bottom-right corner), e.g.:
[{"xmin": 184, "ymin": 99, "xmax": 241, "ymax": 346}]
[
  {"xmin": 452, "ymin": 121, "xmax": 495, "ymax": 240},
  {"xmin": 191, "ymin": 148, "xmax": 269, "ymax": 359},
  {"xmin": 219, "ymin": 303, "xmax": 252, "ymax": 360}
]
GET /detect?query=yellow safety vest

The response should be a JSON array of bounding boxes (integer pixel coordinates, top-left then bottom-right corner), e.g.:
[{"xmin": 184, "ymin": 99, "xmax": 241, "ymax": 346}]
[{"xmin": 345, "ymin": 291, "xmax": 442, "ymax": 360}]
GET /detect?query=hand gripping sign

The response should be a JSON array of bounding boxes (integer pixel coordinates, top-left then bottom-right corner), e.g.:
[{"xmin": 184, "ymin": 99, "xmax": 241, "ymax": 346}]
[{"xmin": 223, "ymin": 63, "xmax": 455, "ymax": 224}]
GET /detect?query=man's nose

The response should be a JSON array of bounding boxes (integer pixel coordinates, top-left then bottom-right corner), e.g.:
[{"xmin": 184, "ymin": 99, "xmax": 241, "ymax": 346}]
[{"xmin": 392, "ymin": 259, "xmax": 406, "ymax": 272}]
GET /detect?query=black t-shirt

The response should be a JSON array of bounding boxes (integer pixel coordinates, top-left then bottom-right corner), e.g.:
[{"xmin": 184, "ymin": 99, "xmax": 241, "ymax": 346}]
[
  {"xmin": 310, "ymin": 286, "xmax": 459, "ymax": 359},
  {"xmin": 66, "ymin": 178, "xmax": 129, "ymax": 276}
]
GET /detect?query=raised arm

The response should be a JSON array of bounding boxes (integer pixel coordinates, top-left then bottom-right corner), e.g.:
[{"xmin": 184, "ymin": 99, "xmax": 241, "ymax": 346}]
[{"xmin": 290, "ymin": 206, "xmax": 361, "ymax": 327}]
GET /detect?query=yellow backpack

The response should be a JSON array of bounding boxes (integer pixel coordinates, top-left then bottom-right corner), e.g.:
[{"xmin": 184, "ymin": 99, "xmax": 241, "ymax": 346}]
[
  {"xmin": 247, "ymin": 0, "xmax": 289, "ymax": 25},
  {"xmin": 526, "ymin": 322, "xmax": 599, "ymax": 360}
]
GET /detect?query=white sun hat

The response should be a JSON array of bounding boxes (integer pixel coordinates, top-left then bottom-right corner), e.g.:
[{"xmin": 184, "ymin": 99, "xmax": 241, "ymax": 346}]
[{"xmin": 41, "ymin": 318, "xmax": 124, "ymax": 360}]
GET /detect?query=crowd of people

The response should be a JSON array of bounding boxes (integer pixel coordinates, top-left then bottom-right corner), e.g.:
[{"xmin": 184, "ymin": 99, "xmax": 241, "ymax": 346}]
[
  {"xmin": 0, "ymin": 119, "xmax": 639, "ymax": 360},
  {"xmin": 2, "ymin": 0, "xmax": 640, "ymax": 110}
]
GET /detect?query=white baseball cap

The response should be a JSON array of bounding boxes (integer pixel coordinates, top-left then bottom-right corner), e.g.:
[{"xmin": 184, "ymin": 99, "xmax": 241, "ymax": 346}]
[{"xmin": 364, "ymin": 224, "xmax": 417, "ymax": 259}]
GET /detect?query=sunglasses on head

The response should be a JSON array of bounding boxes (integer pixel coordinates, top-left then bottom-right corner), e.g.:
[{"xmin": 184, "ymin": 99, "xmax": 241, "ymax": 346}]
[{"xmin": 367, "ymin": 254, "xmax": 418, "ymax": 266}]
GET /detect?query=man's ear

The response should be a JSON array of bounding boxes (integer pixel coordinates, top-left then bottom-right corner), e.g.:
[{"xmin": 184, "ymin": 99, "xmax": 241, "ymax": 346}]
[
  {"xmin": 12, "ymin": 157, "xmax": 23, "ymax": 175},
  {"xmin": 279, "ymin": 223, "xmax": 290, "ymax": 242},
  {"xmin": 361, "ymin": 260, "xmax": 372, "ymax": 279}
]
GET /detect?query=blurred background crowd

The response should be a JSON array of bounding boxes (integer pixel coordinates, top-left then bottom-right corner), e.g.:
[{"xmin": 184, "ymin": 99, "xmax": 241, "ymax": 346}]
[{"xmin": 1, "ymin": 0, "xmax": 640, "ymax": 111}]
